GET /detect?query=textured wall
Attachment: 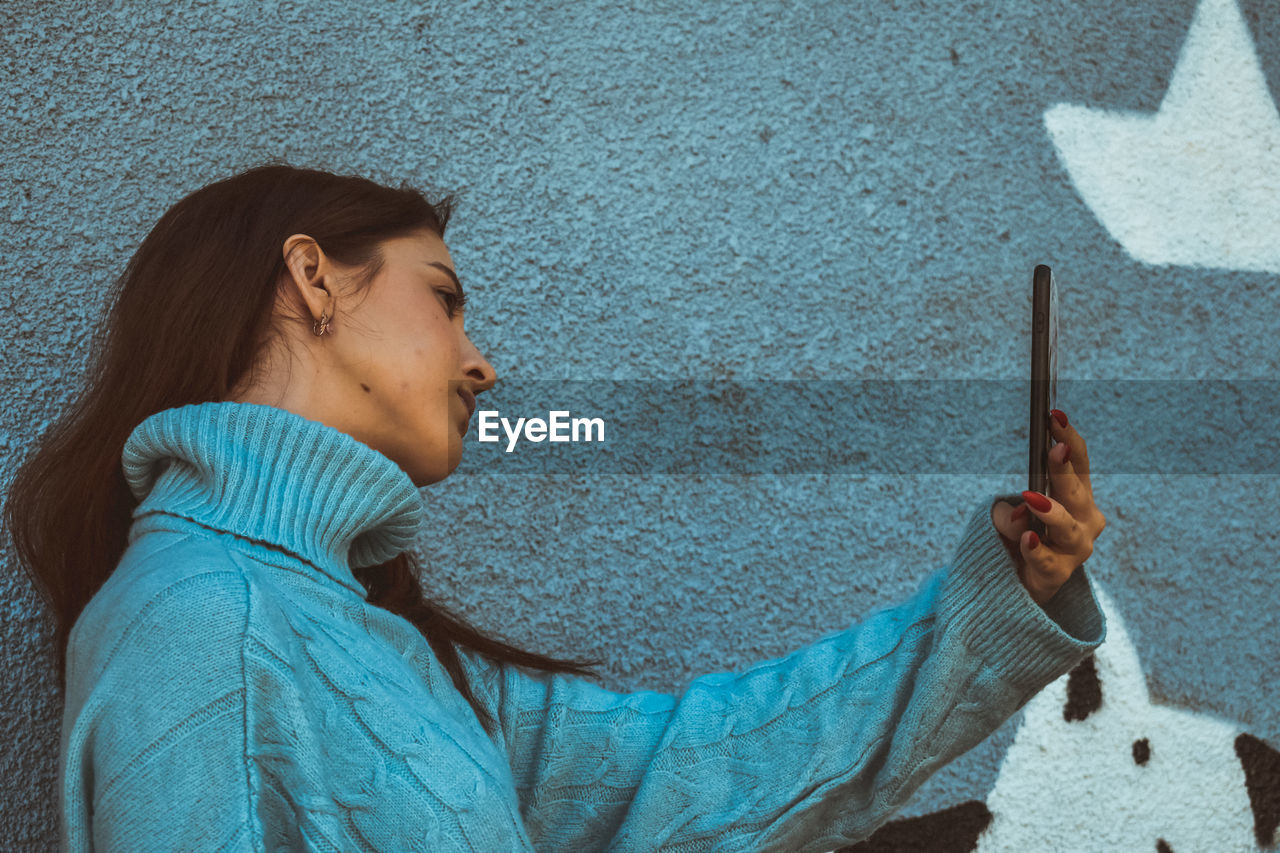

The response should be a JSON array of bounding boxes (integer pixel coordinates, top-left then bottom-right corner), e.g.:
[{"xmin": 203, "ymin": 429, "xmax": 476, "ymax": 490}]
[{"xmin": 3, "ymin": 0, "xmax": 1279, "ymax": 849}]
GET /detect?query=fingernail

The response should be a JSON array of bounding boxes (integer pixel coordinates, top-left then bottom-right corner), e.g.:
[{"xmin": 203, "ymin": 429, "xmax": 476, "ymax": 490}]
[
  {"xmin": 1021, "ymin": 490, "xmax": 1052, "ymax": 513},
  {"xmin": 1051, "ymin": 409, "xmax": 1068, "ymax": 428},
  {"xmin": 1027, "ymin": 531, "xmax": 1040, "ymax": 550},
  {"xmin": 1011, "ymin": 503, "xmax": 1028, "ymax": 522},
  {"xmin": 1057, "ymin": 442, "xmax": 1071, "ymax": 464}
]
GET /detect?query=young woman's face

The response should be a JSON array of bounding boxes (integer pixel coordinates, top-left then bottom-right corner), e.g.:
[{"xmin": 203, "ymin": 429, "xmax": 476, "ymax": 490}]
[
  {"xmin": 337, "ymin": 230, "xmax": 496, "ymax": 485},
  {"xmin": 230, "ymin": 228, "xmax": 497, "ymax": 487}
]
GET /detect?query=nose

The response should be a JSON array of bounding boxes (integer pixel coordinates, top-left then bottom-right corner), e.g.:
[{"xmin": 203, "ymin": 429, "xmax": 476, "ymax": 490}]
[{"xmin": 461, "ymin": 333, "xmax": 497, "ymax": 393}]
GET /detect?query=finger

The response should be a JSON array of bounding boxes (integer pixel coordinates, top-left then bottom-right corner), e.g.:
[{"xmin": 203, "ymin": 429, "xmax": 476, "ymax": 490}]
[
  {"xmin": 1049, "ymin": 409, "xmax": 1091, "ymax": 493},
  {"xmin": 991, "ymin": 500, "xmax": 1033, "ymax": 578},
  {"xmin": 1020, "ymin": 490, "xmax": 1088, "ymax": 556},
  {"xmin": 991, "ymin": 499, "xmax": 1032, "ymax": 542},
  {"xmin": 1047, "ymin": 437, "xmax": 1089, "ymax": 518},
  {"xmin": 1019, "ymin": 529, "xmax": 1075, "ymax": 603}
]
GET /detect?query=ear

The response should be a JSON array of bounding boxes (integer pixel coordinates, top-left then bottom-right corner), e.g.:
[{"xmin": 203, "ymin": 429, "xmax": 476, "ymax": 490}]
[{"xmin": 279, "ymin": 233, "xmax": 334, "ymax": 324}]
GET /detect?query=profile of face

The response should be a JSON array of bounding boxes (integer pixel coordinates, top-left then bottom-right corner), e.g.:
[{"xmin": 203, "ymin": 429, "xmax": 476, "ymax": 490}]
[{"xmin": 227, "ymin": 228, "xmax": 497, "ymax": 487}]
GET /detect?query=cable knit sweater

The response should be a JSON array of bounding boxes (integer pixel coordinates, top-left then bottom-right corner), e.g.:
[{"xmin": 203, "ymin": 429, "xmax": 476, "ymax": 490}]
[{"xmin": 60, "ymin": 401, "xmax": 1106, "ymax": 852}]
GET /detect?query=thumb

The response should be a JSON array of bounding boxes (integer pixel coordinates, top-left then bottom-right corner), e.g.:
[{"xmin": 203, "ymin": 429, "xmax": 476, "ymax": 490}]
[
  {"xmin": 990, "ymin": 499, "xmax": 1031, "ymax": 576},
  {"xmin": 990, "ymin": 499, "xmax": 1030, "ymax": 541}
]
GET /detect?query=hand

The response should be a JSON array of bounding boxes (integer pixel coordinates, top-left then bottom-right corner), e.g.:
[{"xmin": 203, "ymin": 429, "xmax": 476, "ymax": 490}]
[{"xmin": 990, "ymin": 410, "xmax": 1107, "ymax": 607}]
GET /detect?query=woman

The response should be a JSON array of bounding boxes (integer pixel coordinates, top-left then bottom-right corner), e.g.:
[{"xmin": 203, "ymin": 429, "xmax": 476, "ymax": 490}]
[{"xmin": 8, "ymin": 162, "xmax": 1107, "ymax": 851}]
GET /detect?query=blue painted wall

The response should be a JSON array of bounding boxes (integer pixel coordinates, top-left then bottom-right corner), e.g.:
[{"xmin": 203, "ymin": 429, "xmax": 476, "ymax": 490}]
[{"xmin": 3, "ymin": 0, "xmax": 1278, "ymax": 847}]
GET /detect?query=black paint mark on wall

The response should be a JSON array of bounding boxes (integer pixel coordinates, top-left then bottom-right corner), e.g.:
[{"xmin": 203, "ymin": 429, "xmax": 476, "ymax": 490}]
[
  {"xmin": 1133, "ymin": 737, "xmax": 1151, "ymax": 766},
  {"xmin": 1236, "ymin": 732, "xmax": 1280, "ymax": 848},
  {"xmin": 1064, "ymin": 654, "xmax": 1102, "ymax": 722},
  {"xmin": 837, "ymin": 800, "xmax": 992, "ymax": 852}
]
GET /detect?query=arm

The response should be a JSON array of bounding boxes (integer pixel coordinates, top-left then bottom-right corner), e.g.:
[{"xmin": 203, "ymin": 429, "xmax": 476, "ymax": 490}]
[
  {"xmin": 458, "ymin": 491, "xmax": 1106, "ymax": 852},
  {"xmin": 60, "ymin": 566, "xmax": 263, "ymax": 852}
]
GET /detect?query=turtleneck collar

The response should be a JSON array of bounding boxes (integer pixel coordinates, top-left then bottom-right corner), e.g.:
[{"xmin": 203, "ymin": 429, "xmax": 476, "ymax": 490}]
[{"xmin": 121, "ymin": 401, "xmax": 425, "ymax": 596}]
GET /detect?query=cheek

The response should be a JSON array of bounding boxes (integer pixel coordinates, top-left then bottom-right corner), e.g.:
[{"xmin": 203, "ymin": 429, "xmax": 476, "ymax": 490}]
[
  {"xmin": 399, "ymin": 345, "xmax": 452, "ymax": 397},
  {"xmin": 386, "ymin": 318, "xmax": 462, "ymax": 391},
  {"xmin": 423, "ymin": 332, "xmax": 463, "ymax": 369}
]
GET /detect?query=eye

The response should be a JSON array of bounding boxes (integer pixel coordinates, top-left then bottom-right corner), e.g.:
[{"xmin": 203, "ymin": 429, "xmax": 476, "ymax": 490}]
[{"xmin": 438, "ymin": 288, "xmax": 467, "ymax": 317}]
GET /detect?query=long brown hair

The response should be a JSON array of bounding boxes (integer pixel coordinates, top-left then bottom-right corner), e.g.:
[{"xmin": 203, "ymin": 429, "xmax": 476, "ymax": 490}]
[{"xmin": 4, "ymin": 160, "xmax": 604, "ymax": 737}]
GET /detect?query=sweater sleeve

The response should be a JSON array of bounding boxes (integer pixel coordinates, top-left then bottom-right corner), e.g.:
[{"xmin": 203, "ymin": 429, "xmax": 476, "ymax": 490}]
[
  {"xmin": 60, "ymin": 567, "xmax": 263, "ymax": 852},
  {"xmin": 457, "ymin": 491, "xmax": 1107, "ymax": 852}
]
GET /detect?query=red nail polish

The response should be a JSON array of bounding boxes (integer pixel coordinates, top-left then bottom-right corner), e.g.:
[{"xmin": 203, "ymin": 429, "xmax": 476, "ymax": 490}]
[
  {"xmin": 1027, "ymin": 531, "xmax": 1040, "ymax": 550},
  {"xmin": 1021, "ymin": 490, "xmax": 1052, "ymax": 513},
  {"xmin": 1011, "ymin": 503, "xmax": 1028, "ymax": 521},
  {"xmin": 1051, "ymin": 409, "xmax": 1068, "ymax": 428}
]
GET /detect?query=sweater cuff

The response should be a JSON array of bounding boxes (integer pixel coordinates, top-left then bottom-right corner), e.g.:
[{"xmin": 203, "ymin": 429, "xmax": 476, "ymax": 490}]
[{"xmin": 937, "ymin": 492, "xmax": 1107, "ymax": 690}]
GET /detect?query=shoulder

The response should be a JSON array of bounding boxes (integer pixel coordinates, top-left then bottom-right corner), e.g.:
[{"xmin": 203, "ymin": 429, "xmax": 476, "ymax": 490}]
[
  {"xmin": 83, "ymin": 520, "xmax": 250, "ymax": 627},
  {"xmin": 69, "ymin": 520, "xmax": 258, "ymax": 691}
]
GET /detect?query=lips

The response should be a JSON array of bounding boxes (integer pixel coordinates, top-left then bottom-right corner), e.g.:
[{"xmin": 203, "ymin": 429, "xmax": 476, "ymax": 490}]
[{"xmin": 458, "ymin": 388, "xmax": 476, "ymax": 418}]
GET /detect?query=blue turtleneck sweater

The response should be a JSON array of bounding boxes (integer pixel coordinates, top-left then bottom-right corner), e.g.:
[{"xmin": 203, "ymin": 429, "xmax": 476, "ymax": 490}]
[{"xmin": 60, "ymin": 402, "xmax": 1105, "ymax": 852}]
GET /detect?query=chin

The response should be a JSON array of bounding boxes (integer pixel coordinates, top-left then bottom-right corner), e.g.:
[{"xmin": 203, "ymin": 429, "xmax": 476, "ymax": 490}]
[
  {"xmin": 411, "ymin": 469, "xmax": 448, "ymax": 488},
  {"xmin": 412, "ymin": 449, "xmax": 462, "ymax": 488}
]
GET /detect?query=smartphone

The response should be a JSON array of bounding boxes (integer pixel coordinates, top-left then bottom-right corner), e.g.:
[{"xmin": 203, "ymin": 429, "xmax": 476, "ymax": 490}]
[{"xmin": 1028, "ymin": 264, "xmax": 1057, "ymax": 539}]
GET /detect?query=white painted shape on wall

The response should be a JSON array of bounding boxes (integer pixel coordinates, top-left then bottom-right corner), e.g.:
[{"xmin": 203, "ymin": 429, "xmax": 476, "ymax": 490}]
[
  {"xmin": 975, "ymin": 583, "xmax": 1261, "ymax": 852},
  {"xmin": 1044, "ymin": 0, "xmax": 1280, "ymax": 273}
]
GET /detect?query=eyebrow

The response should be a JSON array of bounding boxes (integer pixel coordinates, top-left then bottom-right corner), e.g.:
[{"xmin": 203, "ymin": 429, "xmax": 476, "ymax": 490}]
[{"xmin": 425, "ymin": 261, "xmax": 465, "ymax": 303}]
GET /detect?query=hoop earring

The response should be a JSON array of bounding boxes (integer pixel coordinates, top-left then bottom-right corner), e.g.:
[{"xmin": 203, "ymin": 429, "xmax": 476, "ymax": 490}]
[{"xmin": 312, "ymin": 312, "xmax": 331, "ymax": 337}]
